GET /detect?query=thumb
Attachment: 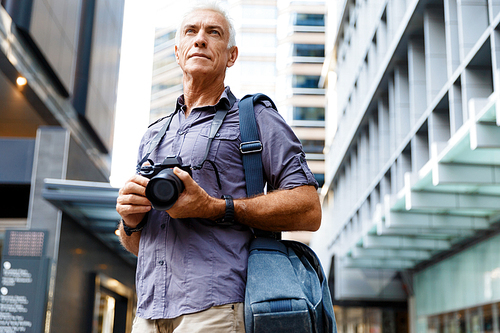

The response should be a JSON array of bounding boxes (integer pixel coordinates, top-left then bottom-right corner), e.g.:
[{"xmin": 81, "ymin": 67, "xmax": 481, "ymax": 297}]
[{"xmin": 173, "ymin": 167, "xmax": 193, "ymax": 185}]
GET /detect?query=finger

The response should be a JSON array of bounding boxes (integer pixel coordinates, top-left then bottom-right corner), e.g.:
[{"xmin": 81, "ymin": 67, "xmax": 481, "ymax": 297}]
[
  {"xmin": 120, "ymin": 180, "xmax": 149, "ymax": 197},
  {"xmin": 173, "ymin": 167, "xmax": 194, "ymax": 185},
  {"xmin": 130, "ymin": 174, "xmax": 150, "ymax": 187},
  {"xmin": 116, "ymin": 204, "xmax": 151, "ymax": 217},
  {"xmin": 117, "ymin": 194, "xmax": 151, "ymax": 206}
]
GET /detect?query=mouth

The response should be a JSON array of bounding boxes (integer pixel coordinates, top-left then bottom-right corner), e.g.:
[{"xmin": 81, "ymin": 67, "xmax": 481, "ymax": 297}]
[{"xmin": 190, "ymin": 53, "xmax": 210, "ymax": 59}]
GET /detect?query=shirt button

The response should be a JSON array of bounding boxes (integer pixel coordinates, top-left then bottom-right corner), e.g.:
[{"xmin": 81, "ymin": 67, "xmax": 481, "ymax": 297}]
[
  {"xmin": 161, "ymin": 224, "xmax": 166, "ymax": 229},
  {"xmin": 158, "ymin": 260, "xmax": 164, "ymax": 266}
]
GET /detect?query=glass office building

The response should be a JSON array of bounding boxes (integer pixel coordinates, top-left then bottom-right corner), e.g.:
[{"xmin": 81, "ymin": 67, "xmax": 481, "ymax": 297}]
[
  {"xmin": 150, "ymin": 27, "xmax": 183, "ymax": 122},
  {"xmin": 0, "ymin": 1, "xmax": 134, "ymax": 331},
  {"xmin": 318, "ymin": 0, "xmax": 500, "ymax": 330},
  {"xmin": 275, "ymin": 0, "xmax": 326, "ymax": 188},
  {"xmin": 150, "ymin": 1, "xmax": 326, "ymax": 192}
]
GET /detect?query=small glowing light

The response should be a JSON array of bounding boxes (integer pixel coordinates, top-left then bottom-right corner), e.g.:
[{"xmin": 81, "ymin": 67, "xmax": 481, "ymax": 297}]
[
  {"xmin": 491, "ymin": 267, "xmax": 500, "ymax": 279},
  {"xmin": 115, "ymin": 229, "xmax": 120, "ymax": 236},
  {"xmin": 16, "ymin": 76, "xmax": 27, "ymax": 86},
  {"xmin": 74, "ymin": 248, "xmax": 83, "ymax": 255}
]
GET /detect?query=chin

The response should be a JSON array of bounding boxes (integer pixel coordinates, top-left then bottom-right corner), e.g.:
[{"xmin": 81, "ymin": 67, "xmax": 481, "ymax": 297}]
[{"xmin": 185, "ymin": 66, "xmax": 213, "ymax": 76}]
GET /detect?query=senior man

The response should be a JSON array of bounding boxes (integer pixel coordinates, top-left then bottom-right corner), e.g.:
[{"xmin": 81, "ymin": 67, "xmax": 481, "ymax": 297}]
[{"xmin": 116, "ymin": 2, "xmax": 321, "ymax": 332}]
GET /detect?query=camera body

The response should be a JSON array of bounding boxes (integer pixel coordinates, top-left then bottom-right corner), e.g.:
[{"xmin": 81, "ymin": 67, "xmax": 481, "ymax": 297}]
[{"xmin": 138, "ymin": 156, "xmax": 192, "ymax": 210}]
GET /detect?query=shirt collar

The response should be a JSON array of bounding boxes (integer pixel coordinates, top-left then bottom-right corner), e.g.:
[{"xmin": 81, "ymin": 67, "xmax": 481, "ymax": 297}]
[{"xmin": 175, "ymin": 86, "xmax": 235, "ymax": 113}]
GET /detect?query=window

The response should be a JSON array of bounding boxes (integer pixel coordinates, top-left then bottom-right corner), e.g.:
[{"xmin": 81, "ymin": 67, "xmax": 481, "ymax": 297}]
[
  {"xmin": 293, "ymin": 44, "xmax": 325, "ymax": 57},
  {"xmin": 294, "ymin": 13, "xmax": 325, "ymax": 27},
  {"xmin": 293, "ymin": 106, "xmax": 325, "ymax": 121},
  {"xmin": 151, "ymin": 76, "xmax": 182, "ymax": 94},
  {"xmin": 154, "ymin": 30, "xmax": 176, "ymax": 49},
  {"xmin": 301, "ymin": 139, "xmax": 325, "ymax": 154},
  {"xmin": 293, "ymin": 75, "xmax": 320, "ymax": 88},
  {"xmin": 314, "ymin": 174, "xmax": 325, "ymax": 187},
  {"xmin": 152, "ymin": 54, "xmax": 177, "ymax": 71}
]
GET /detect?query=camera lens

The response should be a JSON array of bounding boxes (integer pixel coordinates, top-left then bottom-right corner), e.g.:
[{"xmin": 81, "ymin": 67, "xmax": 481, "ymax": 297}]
[
  {"xmin": 145, "ymin": 169, "xmax": 185, "ymax": 210},
  {"xmin": 150, "ymin": 179, "xmax": 176, "ymax": 202}
]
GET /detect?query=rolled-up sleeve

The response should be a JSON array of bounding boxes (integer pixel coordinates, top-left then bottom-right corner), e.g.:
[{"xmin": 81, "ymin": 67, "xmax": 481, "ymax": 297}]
[{"xmin": 255, "ymin": 103, "xmax": 319, "ymax": 190}]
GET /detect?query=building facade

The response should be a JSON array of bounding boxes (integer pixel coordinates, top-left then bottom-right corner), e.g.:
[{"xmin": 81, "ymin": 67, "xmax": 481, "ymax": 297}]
[
  {"xmin": 149, "ymin": 0, "xmax": 326, "ymax": 191},
  {"xmin": 274, "ymin": 0, "xmax": 326, "ymax": 188},
  {"xmin": 318, "ymin": 0, "xmax": 500, "ymax": 330},
  {"xmin": 150, "ymin": 27, "xmax": 182, "ymax": 122},
  {"xmin": 0, "ymin": 1, "xmax": 133, "ymax": 332}
]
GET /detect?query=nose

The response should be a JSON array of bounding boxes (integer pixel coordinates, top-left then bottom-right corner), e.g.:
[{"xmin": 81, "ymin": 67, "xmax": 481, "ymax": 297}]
[{"xmin": 194, "ymin": 31, "xmax": 207, "ymax": 48}]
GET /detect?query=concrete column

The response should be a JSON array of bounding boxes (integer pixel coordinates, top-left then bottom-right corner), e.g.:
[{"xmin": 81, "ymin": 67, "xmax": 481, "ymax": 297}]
[
  {"xmin": 27, "ymin": 127, "xmax": 70, "ymax": 333},
  {"xmin": 409, "ymin": 295, "xmax": 417, "ymax": 333}
]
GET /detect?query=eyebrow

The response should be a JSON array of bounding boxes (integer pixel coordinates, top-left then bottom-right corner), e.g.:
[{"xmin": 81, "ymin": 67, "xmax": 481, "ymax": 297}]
[
  {"xmin": 183, "ymin": 24, "xmax": 225, "ymax": 34},
  {"xmin": 206, "ymin": 25, "xmax": 224, "ymax": 32}
]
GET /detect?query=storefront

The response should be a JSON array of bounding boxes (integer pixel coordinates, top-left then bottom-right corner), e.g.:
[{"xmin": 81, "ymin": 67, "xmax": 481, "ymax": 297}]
[
  {"xmin": 334, "ymin": 305, "xmax": 408, "ymax": 333},
  {"xmin": 415, "ymin": 232, "xmax": 500, "ymax": 333}
]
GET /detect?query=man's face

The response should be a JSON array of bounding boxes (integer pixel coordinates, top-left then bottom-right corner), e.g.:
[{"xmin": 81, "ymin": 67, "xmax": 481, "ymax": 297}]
[{"xmin": 175, "ymin": 10, "xmax": 237, "ymax": 80}]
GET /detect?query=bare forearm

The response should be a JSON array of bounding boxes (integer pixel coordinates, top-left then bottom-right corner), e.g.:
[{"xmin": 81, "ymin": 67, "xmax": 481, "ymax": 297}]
[
  {"xmin": 168, "ymin": 169, "xmax": 321, "ymax": 231},
  {"xmin": 118, "ymin": 222, "xmax": 141, "ymax": 256},
  {"xmin": 234, "ymin": 185, "xmax": 321, "ymax": 232}
]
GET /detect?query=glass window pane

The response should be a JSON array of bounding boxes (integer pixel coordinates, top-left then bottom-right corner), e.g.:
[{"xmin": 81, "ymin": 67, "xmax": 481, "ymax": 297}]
[
  {"xmin": 428, "ymin": 315, "xmax": 439, "ymax": 333},
  {"xmin": 314, "ymin": 173, "xmax": 324, "ymax": 187},
  {"xmin": 293, "ymin": 44, "xmax": 325, "ymax": 57},
  {"xmin": 484, "ymin": 304, "xmax": 494, "ymax": 333},
  {"xmin": 294, "ymin": 13, "xmax": 325, "ymax": 26},
  {"xmin": 293, "ymin": 106, "xmax": 325, "ymax": 121},
  {"xmin": 151, "ymin": 76, "xmax": 182, "ymax": 94},
  {"xmin": 301, "ymin": 139, "xmax": 324, "ymax": 154},
  {"xmin": 470, "ymin": 307, "xmax": 483, "ymax": 333},
  {"xmin": 152, "ymin": 54, "xmax": 177, "ymax": 71},
  {"xmin": 154, "ymin": 30, "xmax": 176, "ymax": 48},
  {"xmin": 293, "ymin": 75, "xmax": 320, "ymax": 88}
]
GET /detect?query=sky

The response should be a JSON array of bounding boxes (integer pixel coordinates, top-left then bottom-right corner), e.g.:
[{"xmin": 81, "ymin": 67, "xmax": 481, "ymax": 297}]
[{"xmin": 109, "ymin": 0, "xmax": 187, "ymax": 187}]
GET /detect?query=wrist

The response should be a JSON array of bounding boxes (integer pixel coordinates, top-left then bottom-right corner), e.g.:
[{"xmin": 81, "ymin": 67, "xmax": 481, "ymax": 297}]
[
  {"xmin": 215, "ymin": 195, "xmax": 235, "ymax": 226},
  {"xmin": 122, "ymin": 213, "xmax": 149, "ymax": 236}
]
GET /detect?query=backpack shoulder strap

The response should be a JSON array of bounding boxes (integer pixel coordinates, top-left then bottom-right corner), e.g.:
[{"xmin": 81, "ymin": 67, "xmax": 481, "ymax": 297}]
[
  {"xmin": 238, "ymin": 94, "xmax": 268, "ymax": 197},
  {"xmin": 238, "ymin": 93, "xmax": 280, "ymax": 239}
]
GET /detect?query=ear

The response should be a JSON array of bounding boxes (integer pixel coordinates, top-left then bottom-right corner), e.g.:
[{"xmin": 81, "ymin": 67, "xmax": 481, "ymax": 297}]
[
  {"xmin": 175, "ymin": 45, "xmax": 180, "ymax": 64},
  {"xmin": 226, "ymin": 46, "xmax": 238, "ymax": 68}
]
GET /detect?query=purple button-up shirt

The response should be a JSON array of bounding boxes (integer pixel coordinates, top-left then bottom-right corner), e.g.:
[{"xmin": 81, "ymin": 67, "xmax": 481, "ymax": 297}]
[{"xmin": 135, "ymin": 87, "xmax": 318, "ymax": 319}]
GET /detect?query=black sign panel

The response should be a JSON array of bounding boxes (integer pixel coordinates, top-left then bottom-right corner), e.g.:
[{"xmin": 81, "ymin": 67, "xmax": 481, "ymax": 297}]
[{"xmin": 0, "ymin": 231, "xmax": 49, "ymax": 333}]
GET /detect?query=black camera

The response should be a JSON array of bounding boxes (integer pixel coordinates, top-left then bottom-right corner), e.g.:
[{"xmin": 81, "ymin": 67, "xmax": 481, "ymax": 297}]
[{"xmin": 138, "ymin": 156, "xmax": 192, "ymax": 210}]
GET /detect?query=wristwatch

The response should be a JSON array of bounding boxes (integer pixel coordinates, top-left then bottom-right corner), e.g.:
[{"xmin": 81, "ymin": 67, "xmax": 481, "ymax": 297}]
[
  {"xmin": 122, "ymin": 213, "xmax": 149, "ymax": 236},
  {"xmin": 216, "ymin": 195, "xmax": 235, "ymax": 226}
]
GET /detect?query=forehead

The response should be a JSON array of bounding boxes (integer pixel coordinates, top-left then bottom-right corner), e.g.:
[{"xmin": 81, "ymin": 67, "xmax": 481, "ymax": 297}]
[{"xmin": 181, "ymin": 9, "xmax": 229, "ymax": 31}]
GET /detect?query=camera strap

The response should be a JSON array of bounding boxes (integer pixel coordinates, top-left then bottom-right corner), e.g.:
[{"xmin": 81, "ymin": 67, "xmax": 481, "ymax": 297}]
[
  {"xmin": 136, "ymin": 113, "xmax": 175, "ymax": 171},
  {"xmin": 137, "ymin": 92, "xmax": 237, "ymax": 182},
  {"xmin": 192, "ymin": 92, "xmax": 236, "ymax": 188},
  {"xmin": 192, "ymin": 108, "xmax": 229, "ymax": 170}
]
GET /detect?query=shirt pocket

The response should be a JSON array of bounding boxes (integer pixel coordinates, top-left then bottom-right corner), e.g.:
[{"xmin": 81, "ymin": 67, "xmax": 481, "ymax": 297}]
[
  {"xmin": 190, "ymin": 124, "xmax": 241, "ymax": 197},
  {"xmin": 194, "ymin": 124, "xmax": 240, "ymax": 168}
]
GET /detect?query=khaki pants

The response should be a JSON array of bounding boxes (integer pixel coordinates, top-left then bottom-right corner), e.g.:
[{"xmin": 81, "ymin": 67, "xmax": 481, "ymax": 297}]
[{"xmin": 131, "ymin": 303, "xmax": 245, "ymax": 333}]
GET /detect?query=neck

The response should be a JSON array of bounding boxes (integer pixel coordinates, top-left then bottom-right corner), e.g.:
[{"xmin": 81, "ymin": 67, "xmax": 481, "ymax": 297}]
[{"xmin": 182, "ymin": 75, "xmax": 226, "ymax": 117}]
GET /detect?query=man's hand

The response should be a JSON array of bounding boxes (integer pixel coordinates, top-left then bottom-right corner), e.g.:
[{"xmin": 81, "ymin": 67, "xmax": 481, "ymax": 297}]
[
  {"xmin": 116, "ymin": 174, "xmax": 152, "ymax": 227},
  {"xmin": 165, "ymin": 167, "xmax": 224, "ymax": 220}
]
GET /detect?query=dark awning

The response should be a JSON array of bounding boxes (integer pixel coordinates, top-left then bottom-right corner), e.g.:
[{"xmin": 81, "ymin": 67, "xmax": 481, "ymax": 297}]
[{"xmin": 42, "ymin": 178, "xmax": 136, "ymax": 265}]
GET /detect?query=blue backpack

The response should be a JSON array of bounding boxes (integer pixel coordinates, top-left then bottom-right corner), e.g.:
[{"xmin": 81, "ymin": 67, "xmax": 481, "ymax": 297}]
[{"xmin": 238, "ymin": 94, "xmax": 337, "ymax": 333}]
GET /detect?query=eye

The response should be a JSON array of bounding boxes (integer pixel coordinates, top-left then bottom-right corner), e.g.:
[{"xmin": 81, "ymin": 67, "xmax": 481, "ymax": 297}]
[{"xmin": 210, "ymin": 30, "xmax": 221, "ymax": 35}]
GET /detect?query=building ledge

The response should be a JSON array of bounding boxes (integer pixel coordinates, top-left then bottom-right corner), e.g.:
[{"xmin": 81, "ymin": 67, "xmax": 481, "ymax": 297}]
[{"xmin": 335, "ymin": 93, "xmax": 500, "ymax": 271}]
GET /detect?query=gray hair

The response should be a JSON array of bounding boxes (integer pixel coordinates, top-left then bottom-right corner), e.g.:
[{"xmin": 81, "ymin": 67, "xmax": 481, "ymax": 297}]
[{"xmin": 175, "ymin": 1, "xmax": 236, "ymax": 49}]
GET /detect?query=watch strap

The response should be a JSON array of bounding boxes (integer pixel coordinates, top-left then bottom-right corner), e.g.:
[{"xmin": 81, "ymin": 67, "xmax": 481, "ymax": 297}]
[
  {"xmin": 216, "ymin": 195, "xmax": 235, "ymax": 226},
  {"xmin": 122, "ymin": 213, "xmax": 149, "ymax": 236}
]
